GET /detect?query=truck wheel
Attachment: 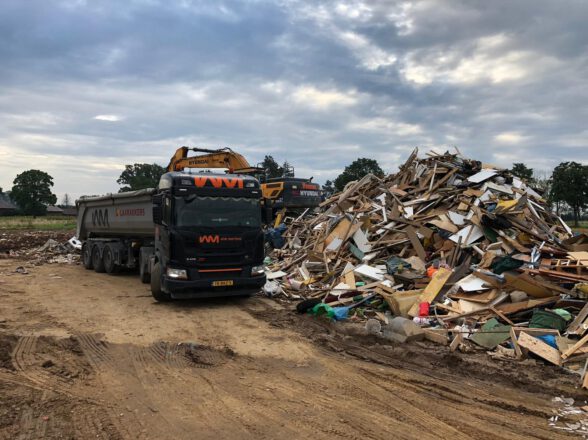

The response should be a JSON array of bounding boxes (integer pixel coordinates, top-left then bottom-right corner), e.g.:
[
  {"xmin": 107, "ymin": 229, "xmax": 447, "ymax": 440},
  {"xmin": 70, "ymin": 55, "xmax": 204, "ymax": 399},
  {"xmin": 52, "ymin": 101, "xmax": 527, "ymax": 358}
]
[
  {"xmin": 139, "ymin": 255, "xmax": 150, "ymax": 284},
  {"xmin": 150, "ymin": 262, "xmax": 171, "ymax": 302},
  {"xmin": 82, "ymin": 243, "xmax": 93, "ymax": 270},
  {"xmin": 92, "ymin": 246, "xmax": 105, "ymax": 273},
  {"xmin": 103, "ymin": 245, "xmax": 118, "ymax": 274}
]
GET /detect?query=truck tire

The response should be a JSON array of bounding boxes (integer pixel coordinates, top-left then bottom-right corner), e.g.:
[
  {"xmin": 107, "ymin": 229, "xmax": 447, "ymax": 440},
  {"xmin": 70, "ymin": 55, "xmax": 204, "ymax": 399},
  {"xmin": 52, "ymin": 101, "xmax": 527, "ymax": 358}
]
[
  {"xmin": 103, "ymin": 245, "xmax": 118, "ymax": 274},
  {"xmin": 92, "ymin": 246, "xmax": 105, "ymax": 273},
  {"xmin": 150, "ymin": 262, "xmax": 171, "ymax": 302},
  {"xmin": 82, "ymin": 243, "xmax": 93, "ymax": 270},
  {"xmin": 139, "ymin": 255, "xmax": 150, "ymax": 284}
]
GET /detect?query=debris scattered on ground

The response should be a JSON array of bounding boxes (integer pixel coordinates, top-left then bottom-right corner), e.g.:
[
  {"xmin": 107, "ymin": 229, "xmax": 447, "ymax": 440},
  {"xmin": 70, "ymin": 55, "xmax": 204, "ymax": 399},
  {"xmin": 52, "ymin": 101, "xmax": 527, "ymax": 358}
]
[
  {"xmin": 266, "ymin": 148, "xmax": 588, "ymax": 389},
  {"xmin": 0, "ymin": 231, "xmax": 80, "ymax": 265}
]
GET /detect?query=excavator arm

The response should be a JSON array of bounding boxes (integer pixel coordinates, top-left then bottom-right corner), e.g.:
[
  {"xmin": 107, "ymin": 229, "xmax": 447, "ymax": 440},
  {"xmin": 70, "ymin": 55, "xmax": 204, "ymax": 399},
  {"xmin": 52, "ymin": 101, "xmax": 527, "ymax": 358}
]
[{"xmin": 167, "ymin": 147, "xmax": 262, "ymax": 174}]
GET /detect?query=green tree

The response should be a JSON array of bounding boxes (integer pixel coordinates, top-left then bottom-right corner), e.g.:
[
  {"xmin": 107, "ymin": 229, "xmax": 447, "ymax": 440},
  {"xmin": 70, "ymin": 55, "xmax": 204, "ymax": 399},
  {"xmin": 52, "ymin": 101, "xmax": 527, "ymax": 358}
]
[
  {"xmin": 322, "ymin": 180, "xmax": 335, "ymax": 197},
  {"xmin": 261, "ymin": 155, "xmax": 282, "ymax": 179},
  {"xmin": 510, "ymin": 163, "xmax": 534, "ymax": 183},
  {"xmin": 281, "ymin": 160, "xmax": 295, "ymax": 177},
  {"xmin": 117, "ymin": 163, "xmax": 165, "ymax": 192},
  {"xmin": 11, "ymin": 170, "xmax": 57, "ymax": 215},
  {"xmin": 550, "ymin": 161, "xmax": 588, "ymax": 226},
  {"xmin": 334, "ymin": 158, "xmax": 384, "ymax": 191}
]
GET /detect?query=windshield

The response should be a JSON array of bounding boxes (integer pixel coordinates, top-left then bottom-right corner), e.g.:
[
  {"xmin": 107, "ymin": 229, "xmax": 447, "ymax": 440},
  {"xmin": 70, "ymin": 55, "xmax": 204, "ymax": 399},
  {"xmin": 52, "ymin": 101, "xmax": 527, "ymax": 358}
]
[{"xmin": 175, "ymin": 196, "xmax": 261, "ymax": 228}]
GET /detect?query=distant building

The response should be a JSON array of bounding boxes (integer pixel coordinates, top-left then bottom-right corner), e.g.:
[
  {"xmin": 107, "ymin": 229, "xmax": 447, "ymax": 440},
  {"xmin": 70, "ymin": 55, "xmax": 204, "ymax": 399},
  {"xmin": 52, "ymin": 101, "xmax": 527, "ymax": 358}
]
[
  {"xmin": 0, "ymin": 194, "xmax": 18, "ymax": 216},
  {"xmin": 46, "ymin": 205, "xmax": 64, "ymax": 215},
  {"xmin": 62, "ymin": 207, "xmax": 78, "ymax": 217}
]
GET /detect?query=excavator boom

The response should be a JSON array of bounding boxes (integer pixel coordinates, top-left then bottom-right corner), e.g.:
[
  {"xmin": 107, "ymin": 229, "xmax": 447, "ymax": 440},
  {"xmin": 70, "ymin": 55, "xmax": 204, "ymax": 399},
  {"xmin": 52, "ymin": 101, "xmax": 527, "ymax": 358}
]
[{"xmin": 167, "ymin": 147, "xmax": 260, "ymax": 174}]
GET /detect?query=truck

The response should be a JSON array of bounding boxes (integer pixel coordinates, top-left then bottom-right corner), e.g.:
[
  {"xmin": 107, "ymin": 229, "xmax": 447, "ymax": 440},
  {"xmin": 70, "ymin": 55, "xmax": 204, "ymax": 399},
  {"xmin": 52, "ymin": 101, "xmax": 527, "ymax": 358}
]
[{"xmin": 76, "ymin": 171, "xmax": 266, "ymax": 302}]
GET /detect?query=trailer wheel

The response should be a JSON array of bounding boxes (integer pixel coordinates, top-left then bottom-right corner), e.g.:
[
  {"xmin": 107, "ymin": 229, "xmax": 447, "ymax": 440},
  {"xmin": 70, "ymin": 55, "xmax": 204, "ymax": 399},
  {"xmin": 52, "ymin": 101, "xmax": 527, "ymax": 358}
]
[
  {"xmin": 150, "ymin": 262, "xmax": 171, "ymax": 302},
  {"xmin": 103, "ymin": 245, "xmax": 118, "ymax": 274},
  {"xmin": 92, "ymin": 246, "xmax": 105, "ymax": 273},
  {"xmin": 82, "ymin": 243, "xmax": 93, "ymax": 270},
  {"xmin": 139, "ymin": 255, "xmax": 150, "ymax": 284}
]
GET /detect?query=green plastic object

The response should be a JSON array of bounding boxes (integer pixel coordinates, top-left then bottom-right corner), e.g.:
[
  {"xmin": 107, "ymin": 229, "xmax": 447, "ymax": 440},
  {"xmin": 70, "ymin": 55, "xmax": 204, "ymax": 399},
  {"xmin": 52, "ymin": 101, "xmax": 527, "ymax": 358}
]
[
  {"xmin": 552, "ymin": 308, "xmax": 572, "ymax": 321},
  {"xmin": 529, "ymin": 309, "xmax": 567, "ymax": 332},
  {"xmin": 471, "ymin": 318, "xmax": 511, "ymax": 349},
  {"xmin": 311, "ymin": 303, "xmax": 335, "ymax": 319},
  {"xmin": 491, "ymin": 256, "xmax": 524, "ymax": 274}
]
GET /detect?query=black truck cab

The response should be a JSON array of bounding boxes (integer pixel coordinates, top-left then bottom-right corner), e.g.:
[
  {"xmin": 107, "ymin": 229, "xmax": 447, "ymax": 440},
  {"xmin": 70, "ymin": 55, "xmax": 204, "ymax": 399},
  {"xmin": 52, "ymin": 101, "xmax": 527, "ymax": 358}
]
[{"xmin": 150, "ymin": 172, "xmax": 266, "ymax": 300}]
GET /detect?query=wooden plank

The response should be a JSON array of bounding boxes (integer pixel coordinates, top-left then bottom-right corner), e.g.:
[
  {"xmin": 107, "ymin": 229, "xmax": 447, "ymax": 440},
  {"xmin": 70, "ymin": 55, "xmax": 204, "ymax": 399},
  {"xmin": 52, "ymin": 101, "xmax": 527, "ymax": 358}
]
[
  {"xmin": 567, "ymin": 302, "xmax": 588, "ymax": 336},
  {"xmin": 531, "ymin": 268, "xmax": 588, "ymax": 283},
  {"xmin": 343, "ymin": 263, "xmax": 356, "ymax": 288},
  {"xmin": 450, "ymin": 332, "xmax": 463, "ymax": 352},
  {"xmin": 510, "ymin": 327, "xmax": 523, "ymax": 359},
  {"xmin": 408, "ymin": 267, "xmax": 452, "ymax": 317},
  {"xmin": 568, "ymin": 251, "xmax": 588, "ymax": 267},
  {"xmin": 517, "ymin": 332, "xmax": 561, "ymax": 366},
  {"xmin": 561, "ymin": 333, "xmax": 588, "ymax": 360},
  {"xmin": 424, "ymin": 329, "xmax": 449, "ymax": 346},
  {"xmin": 512, "ymin": 328, "xmax": 560, "ymax": 336},
  {"xmin": 495, "ymin": 297, "xmax": 559, "ymax": 315},
  {"xmin": 490, "ymin": 306, "xmax": 515, "ymax": 326},
  {"xmin": 404, "ymin": 226, "xmax": 427, "ymax": 261}
]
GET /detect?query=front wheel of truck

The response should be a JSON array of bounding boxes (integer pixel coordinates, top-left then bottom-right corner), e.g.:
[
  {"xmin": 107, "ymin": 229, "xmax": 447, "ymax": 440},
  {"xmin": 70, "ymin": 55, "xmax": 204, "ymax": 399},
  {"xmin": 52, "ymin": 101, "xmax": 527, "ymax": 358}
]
[{"xmin": 150, "ymin": 262, "xmax": 171, "ymax": 302}]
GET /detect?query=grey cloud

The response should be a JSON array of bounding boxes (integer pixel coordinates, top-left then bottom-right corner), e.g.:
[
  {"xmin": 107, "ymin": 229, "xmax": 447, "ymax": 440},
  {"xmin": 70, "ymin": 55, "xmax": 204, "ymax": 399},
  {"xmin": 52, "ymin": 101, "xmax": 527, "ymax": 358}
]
[{"xmin": 0, "ymin": 0, "xmax": 587, "ymax": 201}]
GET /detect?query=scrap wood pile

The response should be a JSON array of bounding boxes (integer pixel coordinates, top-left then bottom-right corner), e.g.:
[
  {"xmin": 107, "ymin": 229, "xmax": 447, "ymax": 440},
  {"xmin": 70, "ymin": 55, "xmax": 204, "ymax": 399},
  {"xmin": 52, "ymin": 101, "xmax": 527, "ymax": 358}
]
[{"xmin": 267, "ymin": 148, "xmax": 588, "ymax": 387}]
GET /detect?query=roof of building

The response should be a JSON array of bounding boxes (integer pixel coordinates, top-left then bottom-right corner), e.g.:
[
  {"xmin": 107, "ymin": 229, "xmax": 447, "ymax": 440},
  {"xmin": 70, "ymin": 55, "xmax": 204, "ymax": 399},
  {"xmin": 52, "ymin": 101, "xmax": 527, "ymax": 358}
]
[{"xmin": 0, "ymin": 194, "xmax": 17, "ymax": 210}]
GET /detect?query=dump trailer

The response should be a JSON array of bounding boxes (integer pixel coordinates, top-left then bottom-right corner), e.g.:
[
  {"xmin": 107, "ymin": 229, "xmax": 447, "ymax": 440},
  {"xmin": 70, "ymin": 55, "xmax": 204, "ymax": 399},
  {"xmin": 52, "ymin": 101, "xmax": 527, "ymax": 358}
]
[{"xmin": 76, "ymin": 172, "xmax": 266, "ymax": 301}]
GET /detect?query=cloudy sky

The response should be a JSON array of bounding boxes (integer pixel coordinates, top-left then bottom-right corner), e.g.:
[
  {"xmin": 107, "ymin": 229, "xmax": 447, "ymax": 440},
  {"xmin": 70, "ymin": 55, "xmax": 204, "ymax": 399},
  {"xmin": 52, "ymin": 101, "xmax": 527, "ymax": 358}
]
[{"xmin": 1, "ymin": 0, "xmax": 587, "ymax": 202}]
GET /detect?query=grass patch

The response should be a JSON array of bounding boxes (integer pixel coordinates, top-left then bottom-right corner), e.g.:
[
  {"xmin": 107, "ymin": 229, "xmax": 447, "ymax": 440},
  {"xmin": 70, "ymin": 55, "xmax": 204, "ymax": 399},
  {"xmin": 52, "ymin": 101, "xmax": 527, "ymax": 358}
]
[{"xmin": 0, "ymin": 216, "xmax": 76, "ymax": 231}]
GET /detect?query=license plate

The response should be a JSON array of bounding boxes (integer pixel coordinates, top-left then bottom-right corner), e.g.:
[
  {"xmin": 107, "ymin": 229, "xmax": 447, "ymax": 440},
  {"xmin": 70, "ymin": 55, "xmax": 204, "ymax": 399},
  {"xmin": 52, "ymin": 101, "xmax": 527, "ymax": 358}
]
[{"xmin": 212, "ymin": 280, "xmax": 234, "ymax": 287}]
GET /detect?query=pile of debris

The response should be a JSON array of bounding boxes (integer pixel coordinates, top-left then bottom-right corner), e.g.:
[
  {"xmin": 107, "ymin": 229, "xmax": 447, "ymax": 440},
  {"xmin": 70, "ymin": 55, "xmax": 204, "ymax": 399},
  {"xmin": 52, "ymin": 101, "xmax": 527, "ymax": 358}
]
[
  {"xmin": 1, "ymin": 232, "xmax": 81, "ymax": 265},
  {"xmin": 267, "ymin": 148, "xmax": 588, "ymax": 388}
]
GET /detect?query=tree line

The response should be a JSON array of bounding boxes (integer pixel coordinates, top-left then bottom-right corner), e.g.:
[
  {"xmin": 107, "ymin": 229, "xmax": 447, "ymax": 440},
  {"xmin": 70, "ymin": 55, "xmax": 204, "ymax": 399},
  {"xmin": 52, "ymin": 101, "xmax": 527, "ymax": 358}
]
[{"xmin": 2, "ymin": 157, "xmax": 587, "ymax": 224}]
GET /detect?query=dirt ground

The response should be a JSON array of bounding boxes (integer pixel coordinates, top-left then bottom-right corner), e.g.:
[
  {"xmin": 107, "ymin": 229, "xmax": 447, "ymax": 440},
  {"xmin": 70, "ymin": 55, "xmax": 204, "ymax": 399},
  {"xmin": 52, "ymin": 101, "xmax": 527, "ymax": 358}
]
[{"xmin": 1, "ymin": 256, "xmax": 587, "ymax": 439}]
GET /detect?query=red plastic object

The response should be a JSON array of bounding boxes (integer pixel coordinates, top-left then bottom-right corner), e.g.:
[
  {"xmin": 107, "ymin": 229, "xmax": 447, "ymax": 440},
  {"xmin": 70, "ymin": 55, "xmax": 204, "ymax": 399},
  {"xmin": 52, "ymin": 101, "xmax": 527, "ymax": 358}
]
[{"xmin": 419, "ymin": 302, "xmax": 430, "ymax": 317}]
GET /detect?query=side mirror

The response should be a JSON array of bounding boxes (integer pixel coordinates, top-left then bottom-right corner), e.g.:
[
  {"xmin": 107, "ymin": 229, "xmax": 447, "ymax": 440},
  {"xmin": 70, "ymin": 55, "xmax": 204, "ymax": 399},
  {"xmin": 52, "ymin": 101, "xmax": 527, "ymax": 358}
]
[{"xmin": 152, "ymin": 194, "xmax": 163, "ymax": 225}]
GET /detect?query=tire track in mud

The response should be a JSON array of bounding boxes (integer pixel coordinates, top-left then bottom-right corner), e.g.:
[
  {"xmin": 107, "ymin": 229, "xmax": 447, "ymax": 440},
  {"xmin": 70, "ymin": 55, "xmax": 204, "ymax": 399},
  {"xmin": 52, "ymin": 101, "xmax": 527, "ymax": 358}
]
[
  {"xmin": 3, "ymin": 335, "xmax": 119, "ymax": 439},
  {"xmin": 74, "ymin": 334, "xmax": 147, "ymax": 440},
  {"xmin": 358, "ymin": 364, "xmax": 561, "ymax": 439},
  {"xmin": 71, "ymin": 406, "xmax": 122, "ymax": 440},
  {"xmin": 126, "ymin": 342, "xmax": 246, "ymax": 439},
  {"xmin": 75, "ymin": 333, "xmax": 115, "ymax": 368},
  {"xmin": 10, "ymin": 335, "xmax": 98, "ymax": 404}
]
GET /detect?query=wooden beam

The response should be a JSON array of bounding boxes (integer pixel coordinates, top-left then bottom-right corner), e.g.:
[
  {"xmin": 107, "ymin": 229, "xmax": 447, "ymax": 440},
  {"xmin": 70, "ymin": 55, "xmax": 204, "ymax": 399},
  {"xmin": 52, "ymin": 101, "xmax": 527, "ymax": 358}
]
[
  {"xmin": 561, "ymin": 333, "xmax": 588, "ymax": 360},
  {"xmin": 517, "ymin": 332, "xmax": 561, "ymax": 366}
]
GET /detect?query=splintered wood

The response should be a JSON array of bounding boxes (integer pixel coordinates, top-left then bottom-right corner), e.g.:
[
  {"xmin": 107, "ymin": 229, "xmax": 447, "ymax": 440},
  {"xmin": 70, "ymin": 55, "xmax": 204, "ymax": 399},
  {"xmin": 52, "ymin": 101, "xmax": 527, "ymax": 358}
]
[{"xmin": 267, "ymin": 148, "xmax": 588, "ymax": 388}]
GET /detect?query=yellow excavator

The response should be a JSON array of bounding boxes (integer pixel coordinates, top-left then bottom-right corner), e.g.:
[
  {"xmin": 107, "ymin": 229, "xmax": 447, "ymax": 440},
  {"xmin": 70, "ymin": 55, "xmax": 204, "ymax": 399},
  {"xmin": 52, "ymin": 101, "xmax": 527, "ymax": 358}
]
[{"xmin": 167, "ymin": 147, "xmax": 322, "ymax": 219}]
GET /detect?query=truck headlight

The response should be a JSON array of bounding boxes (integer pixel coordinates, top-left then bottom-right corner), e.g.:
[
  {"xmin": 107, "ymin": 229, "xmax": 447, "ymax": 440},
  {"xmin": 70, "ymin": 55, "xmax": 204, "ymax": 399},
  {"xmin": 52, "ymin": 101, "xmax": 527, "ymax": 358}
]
[
  {"xmin": 166, "ymin": 267, "xmax": 188, "ymax": 280},
  {"xmin": 251, "ymin": 265, "xmax": 265, "ymax": 276}
]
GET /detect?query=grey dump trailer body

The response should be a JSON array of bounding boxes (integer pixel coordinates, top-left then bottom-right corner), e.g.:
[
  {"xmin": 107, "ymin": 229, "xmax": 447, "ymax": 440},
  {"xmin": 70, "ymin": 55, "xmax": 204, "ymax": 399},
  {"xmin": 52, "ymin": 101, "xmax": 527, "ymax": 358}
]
[
  {"xmin": 77, "ymin": 189, "xmax": 156, "ymax": 240},
  {"xmin": 76, "ymin": 172, "xmax": 266, "ymax": 302}
]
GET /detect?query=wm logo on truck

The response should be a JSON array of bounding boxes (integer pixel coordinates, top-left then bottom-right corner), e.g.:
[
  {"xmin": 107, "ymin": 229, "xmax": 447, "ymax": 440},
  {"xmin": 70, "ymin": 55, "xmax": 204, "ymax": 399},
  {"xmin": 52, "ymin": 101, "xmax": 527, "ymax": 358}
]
[
  {"xmin": 193, "ymin": 176, "xmax": 244, "ymax": 189},
  {"xmin": 199, "ymin": 235, "xmax": 220, "ymax": 244},
  {"xmin": 92, "ymin": 209, "xmax": 109, "ymax": 227}
]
